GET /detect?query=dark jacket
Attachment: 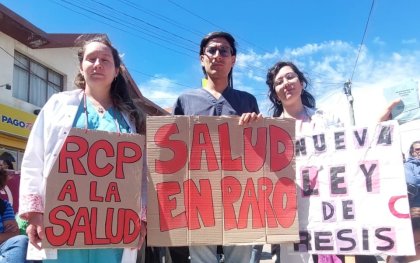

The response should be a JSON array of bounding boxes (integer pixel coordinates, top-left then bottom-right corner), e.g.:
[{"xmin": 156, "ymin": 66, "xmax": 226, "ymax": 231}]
[{"xmin": 405, "ymin": 157, "xmax": 420, "ymax": 207}]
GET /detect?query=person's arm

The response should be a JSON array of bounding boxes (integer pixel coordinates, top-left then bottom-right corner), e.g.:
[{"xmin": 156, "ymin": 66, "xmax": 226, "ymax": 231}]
[
  {"xmin": 378, "ymin": 98, "xmax": 401, "ymax": 122},
  {"xmin": 0, "ymin": 219, "xmax": 19, "ymax": 244},
  {"xmin": 0, "ymin": 201, "xmax": 19, "ymax": 244},
  {"xmin": 19, "ymin": 104, "xmax": 48, "ymax": 220},
  {"xmin": 18, "ymin": 95, "xmax": 59, "ymax": 248},
  {"xmin": 26, "ymin": 213, "xmax": 44, "ymax": 249}
]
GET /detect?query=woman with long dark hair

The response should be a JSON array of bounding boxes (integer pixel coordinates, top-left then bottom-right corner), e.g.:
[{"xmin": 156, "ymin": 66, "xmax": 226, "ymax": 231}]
[
  {"xmin": 264, "ymin": 61, "xmax": 377, "ymax": 263},
  {"xmin": 18, "ymin": 35, "xmax": 146, "ymax": 263}
]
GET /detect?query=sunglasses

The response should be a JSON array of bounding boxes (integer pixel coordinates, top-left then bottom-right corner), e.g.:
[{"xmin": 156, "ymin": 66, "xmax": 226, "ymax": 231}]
[{"xmin": 204, "ymin": 46, "xmax": 233, "ymax": 58}]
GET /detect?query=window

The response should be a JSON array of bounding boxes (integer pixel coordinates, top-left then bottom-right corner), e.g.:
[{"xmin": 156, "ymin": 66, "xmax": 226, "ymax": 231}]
[{"xmin": 13, "ymin": 52, "xmax": 63, "ymax": 107}]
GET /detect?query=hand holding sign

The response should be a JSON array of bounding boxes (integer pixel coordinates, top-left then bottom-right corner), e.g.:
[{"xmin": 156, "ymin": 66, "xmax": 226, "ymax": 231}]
[
  {"xmin": 27, "ymin": 212, "xmax": 44, "ymax": 250},
  {"xmin": 378, "ymin": 98, "xmax": 401, "ymax": 122}
]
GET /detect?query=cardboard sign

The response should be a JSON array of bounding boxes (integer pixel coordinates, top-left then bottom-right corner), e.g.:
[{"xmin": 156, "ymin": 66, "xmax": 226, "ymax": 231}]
[
  {"xmin": 400, "ymin": 119, "xmax": 420, "ymax": 159},
  {"xmin": 384, "ymin": 79, "xmax": 420, "ymax": 124},
  {"xmin": 284, "ymin": 121, "xmax": 414, "ymax": 258},
  {"xmin": 147, "ymin": 116, "xmax": 298, "ymax": 246},
  {"xmin": 43, "ymin": 128, "xmax": 144, "ymax": 248}
]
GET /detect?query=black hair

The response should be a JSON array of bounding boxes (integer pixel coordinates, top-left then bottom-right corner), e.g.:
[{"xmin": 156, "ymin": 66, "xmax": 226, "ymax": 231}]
[
  {"xmin": 266, "ymin": 61, "xmax": 316, "ymax": 117},
  {"xmin": 74, "ymin": 35, "xmax": 146, "ymax": 134},
  {"xmin": 0, "ymin": 159, "xmax": 13, "ymax": 170},
  {"xmin": 0, "ymin": 168, "xmax": 7, "ymax": 190},
  {"xmin": 199, "ymin": 31, "xmax": 237, "ymax": 88},
  {"xmin": 409, "ymin": 141, "xmax": 420, "ymax": 157}
]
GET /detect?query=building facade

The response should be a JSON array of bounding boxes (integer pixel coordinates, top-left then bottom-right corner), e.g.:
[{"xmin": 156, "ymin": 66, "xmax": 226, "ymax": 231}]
[
  {"xmin": 0, "ymin": 3, "xmax": 167, "ymax": 172},
  {"xmin": 0, "ymin": 3, "xmax": 168, "ymax": 212}
]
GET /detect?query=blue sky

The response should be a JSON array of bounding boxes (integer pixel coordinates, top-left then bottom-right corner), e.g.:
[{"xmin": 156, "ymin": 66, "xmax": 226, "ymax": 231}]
[{"xmin": 3, "ymin": 0, "xmax": 420, "ymax": 124}]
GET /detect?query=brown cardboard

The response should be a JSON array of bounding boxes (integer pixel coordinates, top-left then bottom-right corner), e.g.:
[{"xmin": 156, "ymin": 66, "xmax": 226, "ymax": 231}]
[
  {"xmin": 147, "ymin": 116, "xmax": 298, "ymax": 246},
  {"xmin": 43, "ymin": 128, "xmax": 144, "ymax": 248}
]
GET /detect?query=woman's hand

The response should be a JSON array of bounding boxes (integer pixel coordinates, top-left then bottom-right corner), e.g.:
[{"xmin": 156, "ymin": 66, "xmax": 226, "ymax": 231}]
[
  {"xmin": 132, "ymin": 220, "xmax": 147, "ymax": 250},
  {"xmin": 378, "ymin": 99, "xmax": 401, "ymax": 122},
  {"xmin": 26, "ymin": 213, "xmax": 44, "ymax": 250},
  {"xmin": 238, "ymin": 112, "xmax": 263, "ymax": 125},
  {"xmin": 138, "ymin": 220, "xmax": 147, "ymax": 249}
]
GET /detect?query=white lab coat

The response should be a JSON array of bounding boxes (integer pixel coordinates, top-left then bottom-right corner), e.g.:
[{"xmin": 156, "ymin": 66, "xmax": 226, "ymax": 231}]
[
  {"xmin": 279, "ymin": 106, "xmax": 343, "ymax": 263},
  {"xmin": 19, "ymin": 89, "xmax": 140, "ymax": 262}
]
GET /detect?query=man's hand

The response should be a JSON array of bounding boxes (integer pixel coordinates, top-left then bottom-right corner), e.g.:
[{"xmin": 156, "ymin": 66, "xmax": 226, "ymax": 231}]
[{"xmin": 239, "ymin": 112, "xmax": 263, "ymax": 125}]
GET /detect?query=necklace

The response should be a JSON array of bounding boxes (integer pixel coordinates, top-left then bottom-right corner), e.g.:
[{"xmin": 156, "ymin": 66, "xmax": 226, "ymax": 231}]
[
  {"xmin": 97, "ymin": 107, "xmax": 105, "ymax": 114},
  {"xmin": 83, "ymin": 92, "xmax": 120, "ymax": 133},
  {"xmin": 88, "ymin": 98, "xmax": 110, "ymax": 114}
]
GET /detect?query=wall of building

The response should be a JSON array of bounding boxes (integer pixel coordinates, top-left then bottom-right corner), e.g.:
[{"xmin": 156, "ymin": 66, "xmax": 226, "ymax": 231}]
[
  {"xmin": 0, "ymin": 31, "xmax": 81, "ymax": 172},
  {"xmin": 0, "ymin": 31, "xmax": 79, "ymax": 113}
]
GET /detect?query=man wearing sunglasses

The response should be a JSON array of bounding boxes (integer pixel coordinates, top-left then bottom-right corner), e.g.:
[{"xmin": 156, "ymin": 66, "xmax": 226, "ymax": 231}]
[{"xmin": 171, "ymin": 31, "xmax": 260, "ymax": 263}]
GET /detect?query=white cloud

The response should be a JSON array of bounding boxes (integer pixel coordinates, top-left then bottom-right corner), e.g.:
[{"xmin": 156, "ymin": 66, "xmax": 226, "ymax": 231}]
[
  {"xmin": 402, "ymin": 38, "xmax": 417, "ymax": 44},
  {"xmin": 138, "ymin": 76, "xmax": 184, "ymax": 110},
  {"xmin": 232, "ymin": 40, "xmax": 420, "ymax": 125},
  {"xmin": 284, "ymin": 41, "xmax": 354, "ymax": 58},
  {"xmin": 233, "ymin": 41, "xmax": 361, "ymax": 108},
  {"xmin": 316, "ymin": 50, "xmax": 420, "ymax": 125},
  {"xmin": 373, "ymin": 36, "xmax": 386, "ymax": 46},
  {"xmin": 140, "ymin": 40, "xmax": 420, "ymax": 125},
  {"xmin": 236, "ymin": 49, "xmax": 280, "ymax": 69}
]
